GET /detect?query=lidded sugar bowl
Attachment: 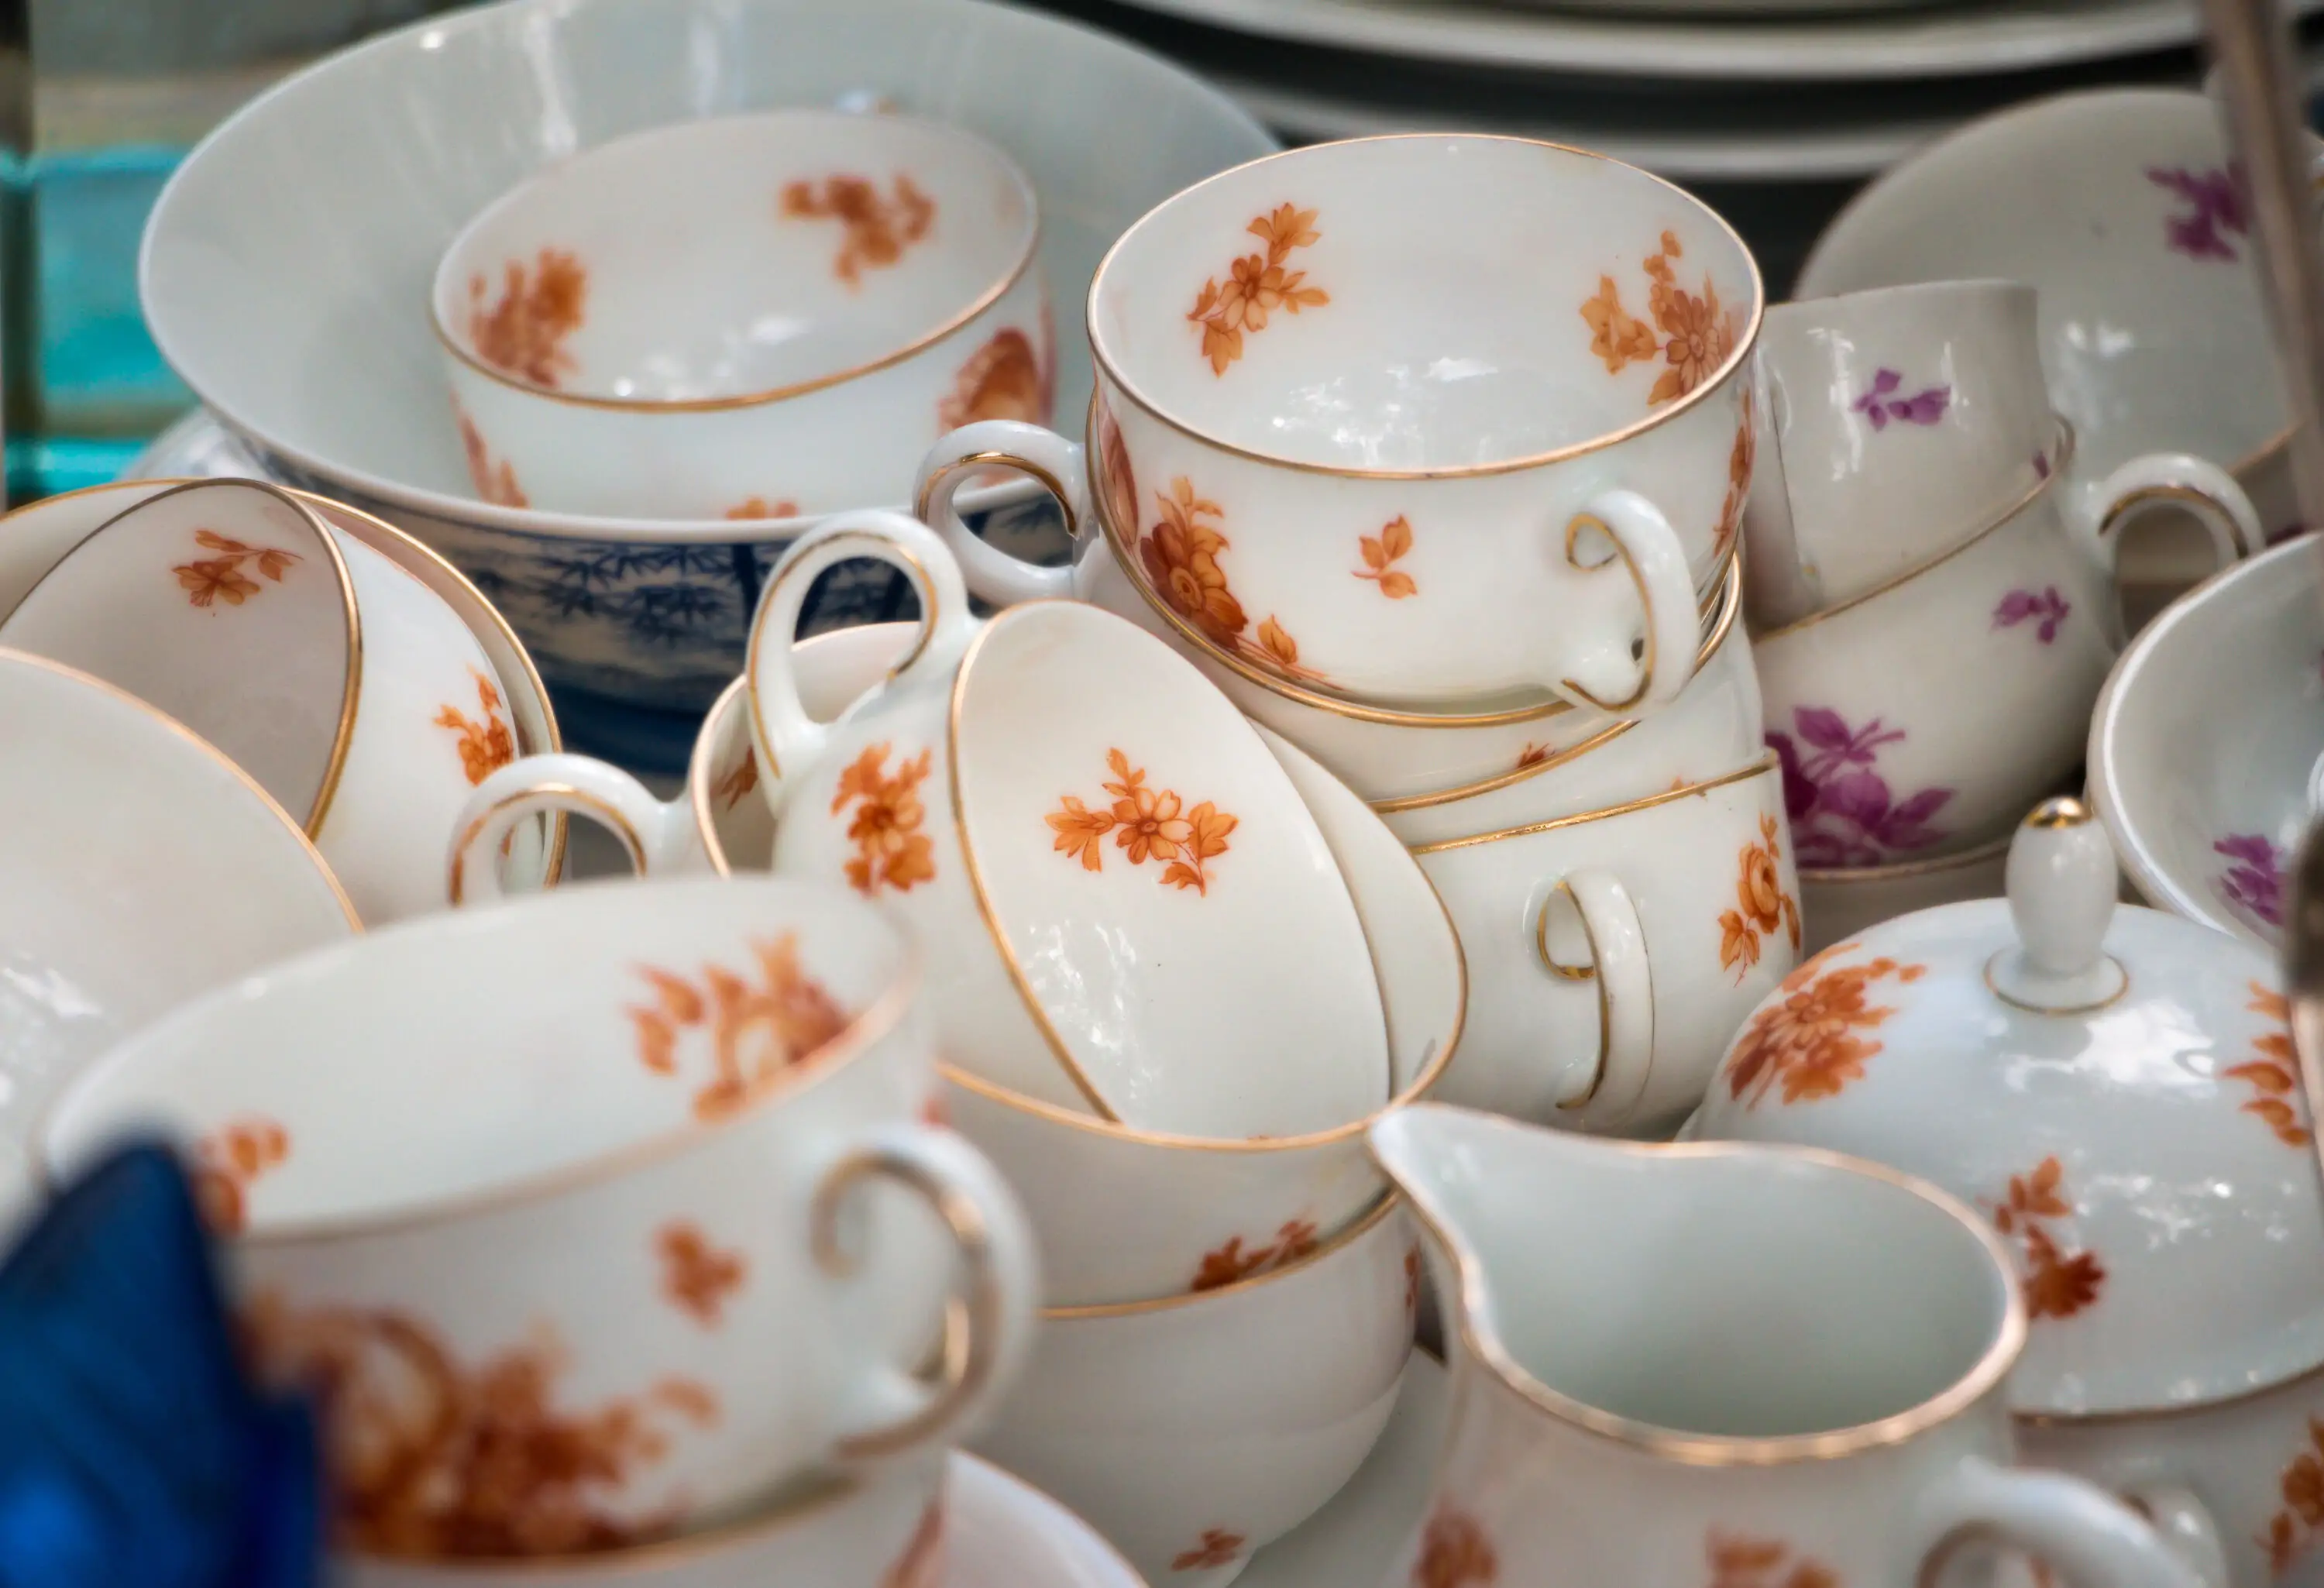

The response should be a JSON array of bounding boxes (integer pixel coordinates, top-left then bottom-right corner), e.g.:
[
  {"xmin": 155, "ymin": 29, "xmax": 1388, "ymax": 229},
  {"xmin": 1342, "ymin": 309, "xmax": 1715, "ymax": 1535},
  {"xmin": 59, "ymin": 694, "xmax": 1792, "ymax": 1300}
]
[{"xmin": 1689, "ymin": 798, "xmax": 2324, "ymax": 1588}]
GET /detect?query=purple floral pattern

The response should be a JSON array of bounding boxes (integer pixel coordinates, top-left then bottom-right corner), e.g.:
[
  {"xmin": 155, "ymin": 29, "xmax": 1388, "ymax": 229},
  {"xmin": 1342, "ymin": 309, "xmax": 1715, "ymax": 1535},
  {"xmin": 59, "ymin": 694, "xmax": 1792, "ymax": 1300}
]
[
  {"xmin": 1769, "ymin": 707, "xmax": 1955, "ymax": 868},
  {"xmin": 2215, "ymin": 833, "xmax": 2286, "ymax": 930},
  {"xmin": 1993, "ymin": 586, "xmax": 2070, "ymax": 644},
  {"xmin": 2147, "ymin": 164, "xmax": 2250, "ymax": 263},
  {"xmin": 1851, "ymin": 368, "xmax": 1951, "ymax": 430}
]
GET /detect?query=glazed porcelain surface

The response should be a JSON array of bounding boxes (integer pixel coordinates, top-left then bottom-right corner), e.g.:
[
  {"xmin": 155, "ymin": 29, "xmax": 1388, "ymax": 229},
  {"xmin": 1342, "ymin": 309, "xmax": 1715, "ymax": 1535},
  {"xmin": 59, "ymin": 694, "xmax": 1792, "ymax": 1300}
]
[
  {"xmin": 1371, "ymin": 1105, "xmax": 2205, "ymax": 1588},
  {"xmin": 1799, "ymin": 832, "xmax": 2013, "ymax": 956},
  {"xmin": 0, "ymin": 649, "xmax": 356, "ymax": 1234},
  {"xmin": 1415, "ymin": 755, "xmax": 1800, "ymax": 1137},
  {"xmin": 913, "ymin": 130, "xmax": 1760, "ymax": 709},
  {"xmin": 950, "ymin": 722, "xmax": 1463, "ymax": 1305},
  {"xmin": 139, "ymin": 0, "xmax": 1274, "ymax": 710},
  {"xmin": 1687, "ymin": 804, "xmax": 2324, "ymax": 1419},
  {"xmin": 752, "ymin": 515, "xmax": 1390, "ymax": 1138},
  {"xmin": 975, "ymin": 1194, "xmax": 1418, "ymax": 1588},
  {"xmin": 41, "ymin": 876, "xmax": 1037, "ymax": 1548},
  {"xmin": 2091, "ymin": 534, "xmax": 2324, "ymax": 949},
  {"xmin": 0, "ymin": 479, "xmax": 528, "ymax": 925},
  {"xmin": 0, "ymin": 478, "xmax": 564, "ymax": 913},
  {"xmin": 1798, "ymin": 88, "xmax": 2318, "ymax": 544},
  {"xmin": 435, "ymin": 110, "xmax": 1050, "ymax": 519},
  {"xmin": 1755, "ymin": 432, "xmax": 2120, "ymax": 866},
  {"xmin": 339, "ymin": 1449, "xmax": 1143, "ymax": 1588},
  {"xmin": 1075, "ymin": 531, "xmax": 1740, "ymax": 805}
]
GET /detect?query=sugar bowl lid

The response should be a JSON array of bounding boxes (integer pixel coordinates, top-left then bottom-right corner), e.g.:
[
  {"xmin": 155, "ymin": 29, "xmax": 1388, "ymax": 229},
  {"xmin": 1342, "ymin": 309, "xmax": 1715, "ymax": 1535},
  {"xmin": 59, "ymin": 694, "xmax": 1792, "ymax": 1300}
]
[{"xmin": 1689, "ymin": 798, "xmax": 2324, "ymax": 1416}]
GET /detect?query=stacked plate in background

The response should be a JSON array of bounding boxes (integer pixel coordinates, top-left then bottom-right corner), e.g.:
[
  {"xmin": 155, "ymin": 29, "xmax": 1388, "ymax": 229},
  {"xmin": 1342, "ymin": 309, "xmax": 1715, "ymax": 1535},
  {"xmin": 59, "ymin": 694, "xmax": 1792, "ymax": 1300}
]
[{"xmin": 1027, "ymin": 0, "xmax": 2324, "ymax": 290}]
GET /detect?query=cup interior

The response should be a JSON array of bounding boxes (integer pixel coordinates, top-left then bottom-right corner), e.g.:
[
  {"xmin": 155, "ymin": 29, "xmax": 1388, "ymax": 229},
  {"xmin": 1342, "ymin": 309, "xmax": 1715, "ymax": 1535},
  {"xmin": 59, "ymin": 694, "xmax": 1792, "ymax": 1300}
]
[
  {"xmin": 434, "ymin": 110, "xmax": 1038, "ymax": 404},
  {"xmin": 40, "ymin": 878, "xmax": 906, "ymax": 1231},
  {"xmin": 1092, "ymin": 136, "xmax": 1755, "ymax": 473}
]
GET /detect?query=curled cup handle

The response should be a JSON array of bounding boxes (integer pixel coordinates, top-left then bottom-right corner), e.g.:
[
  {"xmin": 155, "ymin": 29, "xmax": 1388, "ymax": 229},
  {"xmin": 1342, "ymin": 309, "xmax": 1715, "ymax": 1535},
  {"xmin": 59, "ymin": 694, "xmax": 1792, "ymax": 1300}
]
[
  {"xmin": 1554, "ymin": 490, "xmax": 1701, "ymax": 714},
  {"xmin": 1537, "ymin": 867, "xmax": 1655, "ymax": 1126},
  {"xmin": 1991, "ymin": 796, "xmax": 2125, "ymax": 1013},
  {"xmin": 2074, "ymin": 451, "xmax": 2266, "ymax": 583},
  {"xmin": 746, "ymin": 510, "xmax": 974, "ymax": 817},
  {"xmin": 2119, "ymin": 1487, "xmax": 2229, "ymax": 1588},
  {"xmin": 446, "ymin": 753, "xmax": 693, "ymax": 906},
  {"xmin": 814, "ymin": 1119, "xmax": 1040, "ymax": 1463},
  {"xmin": 913, "ymin": 420, "xmax": 1090, "ymax": 607},
  {"xmin": 1911, "ymin": 1456, "xmax": 2206, "ymax": 1588}
]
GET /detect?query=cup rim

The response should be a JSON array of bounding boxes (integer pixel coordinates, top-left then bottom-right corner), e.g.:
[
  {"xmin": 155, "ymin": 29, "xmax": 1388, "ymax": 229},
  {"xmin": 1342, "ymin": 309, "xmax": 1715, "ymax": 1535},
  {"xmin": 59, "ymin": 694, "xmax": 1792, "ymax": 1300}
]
[
  {"xmin": 1086, "ymin": 438, "xmax": 1740, "ymax": 729},
  {"xmin": 0, "ymin": 645, "xmax": 363, "ymax": 933},
  {"xmin": 428, "ymin": 108, "xmax": 1044, "ymax": 414},
  {"xmin": 1797, "ymin": 826, "xmax": 2016, "ymax": 885},
  {"xmin": 1398, "ymin": 1128, "xmax": 2027, "ymax": 1466},
  {"xmin": 2, "ymin": 478, "xmax": 367, "ymax": 838},
  {"xmin": 33, "ymin": 879, "xmax": 921, "ymax": 1246},
  {"xmin": 1764, "ymin": 275, "xmax": 2035, "ymax": 331},
  {"xmin": 1039, "ymin": 1188, "xmax": 1403, "ymax": 1320},
  {"xmin": 1404, "ymin": 751, "xmax": 1776, "ymax": 856},
  {"xmin": 1084, "ymin": 132, "xmax": 1764, "ymax": 482},
  {"xmin": 1751, "ymin": 416, "xmax": 2075, "ymax": 646},
  {"xmin": 2013, "ymin": 1341, "xmax": 2324, "ymax": 1425},
  {"xmin": 1369, "ymin": 558, "xmax": 1743, "ymax": 815}
]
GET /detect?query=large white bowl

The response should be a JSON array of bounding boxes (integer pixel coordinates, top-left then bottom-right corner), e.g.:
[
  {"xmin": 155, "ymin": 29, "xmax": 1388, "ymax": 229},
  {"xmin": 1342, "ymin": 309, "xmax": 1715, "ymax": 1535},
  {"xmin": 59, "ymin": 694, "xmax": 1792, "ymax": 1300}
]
[{"xmin": 140, "ymin": 0, "xmax": 1274, "ymax": 719}]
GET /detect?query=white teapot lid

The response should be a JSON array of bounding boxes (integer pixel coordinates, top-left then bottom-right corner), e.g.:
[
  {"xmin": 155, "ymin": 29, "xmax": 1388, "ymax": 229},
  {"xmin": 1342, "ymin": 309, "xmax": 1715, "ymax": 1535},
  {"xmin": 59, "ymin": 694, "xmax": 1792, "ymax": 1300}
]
[{"xmin": 1692, "ymin": 797, "xmax": 2324, "ymax": 1415}]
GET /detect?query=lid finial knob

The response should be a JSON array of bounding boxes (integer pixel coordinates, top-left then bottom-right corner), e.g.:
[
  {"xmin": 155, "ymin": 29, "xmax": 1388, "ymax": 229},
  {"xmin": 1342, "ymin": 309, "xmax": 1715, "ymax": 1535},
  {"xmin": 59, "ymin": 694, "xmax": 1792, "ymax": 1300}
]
[{"xmin": 1989, "ymin": 797, "xmax": 2127, "ymax": 1014}]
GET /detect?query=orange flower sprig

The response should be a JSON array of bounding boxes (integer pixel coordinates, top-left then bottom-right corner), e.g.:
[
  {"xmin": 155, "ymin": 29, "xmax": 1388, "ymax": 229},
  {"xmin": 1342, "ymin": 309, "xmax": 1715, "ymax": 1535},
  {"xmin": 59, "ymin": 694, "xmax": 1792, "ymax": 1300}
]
[
  {"xmin": 2226, "ymin": 984, "xmax": 2313, "ymax": 1147},
  {"xmin": 467, "ymin": 247, "xmax": 586, "ymax": 387},
  {"xmin": 435, "ymin": 671, "xmax": 516, "ymax": 787},
  {"xmin": 1136, "ymin": 478, "xmax": 1315, "ymax": 682},
  {"xmin": 174, "ymin": 528, "xmax": 302, "ymax": 608},
  {"xmin": 1354, "ymin": 515, "xmax": 1418, "ymax": 599},
  {"xmin": 1047, "ymin": 748, "xmax": 1238, "ymax": 895},
  {"xmin": 779, "ymin": 174, "xmax": 935, "ymax": 286},
  {"xmin": 626, "ymin": 937, "xmax": 850, "ymax": 1121},
  {"xmin": 1717, "ymin": 813, "xmax": 1800, "ymax": 982},
  {"xmin": 1188, "ymin": 204, "xmax": 1329, "ymax": 376},
  {"xmin": 1580, "ymin": 229, "xmax": 1736, "ymax": 406},
  {"xmin": 829, "ymin": 744, "xmax": 937, "ymax": 895},
  {"xmin": 1722, "ymin": 946, "xmax": 1923, "ymax": 1108},
  {"xmin": 1991, "ymin": 1157, "xmax": 2105, "ymax": 1320},
  {"xmin": 1706, "ymin": 1535, "xmax": 1839, "ymax": 1588},
  {"xmin": 1190, "ymin": 1218, "xmax": 1319, "ymax": 1292}
]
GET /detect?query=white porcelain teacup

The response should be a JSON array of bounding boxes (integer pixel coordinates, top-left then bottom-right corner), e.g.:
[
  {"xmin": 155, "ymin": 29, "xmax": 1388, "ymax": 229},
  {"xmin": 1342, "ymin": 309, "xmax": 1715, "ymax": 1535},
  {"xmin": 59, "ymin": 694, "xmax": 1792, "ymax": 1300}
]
[
  {"xmin": 1371, "ymin": 1105, "xmax": 2206, "ymax": 1588},
  {"xmin": 433, "ymin": 109, "xmax": 1051, "ymax": 521},
  {"xmin": 0, "ymin": 479, "xmax": 540, "ymax": 924},
  {"xmin": 745, "ymin": 513, "xmax": 1393, "ymax": 1140},
  {"xmin": 1414, "ymin": 754, "xmax": 1799, "ymax": 1137},
  {"xmin": 911, "ymin": 132, "xmax": 1760, "ymax": 711},
  {"xmin": 39, "ymin": 875, "xmax": 1037, "ymax": 1553}
]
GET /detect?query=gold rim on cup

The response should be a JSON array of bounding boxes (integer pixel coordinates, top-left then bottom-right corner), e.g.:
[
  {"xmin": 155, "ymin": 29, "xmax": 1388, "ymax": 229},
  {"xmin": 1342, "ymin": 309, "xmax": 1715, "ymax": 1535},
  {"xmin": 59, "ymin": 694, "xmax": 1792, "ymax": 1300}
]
[
  {"xmin": 1040, "ymin": 1189, "xmax": 1404, "ymax": 1319},
  {"xmin": 1405, "ymin": 751, "xmax": 1778, "ymax": 856}
]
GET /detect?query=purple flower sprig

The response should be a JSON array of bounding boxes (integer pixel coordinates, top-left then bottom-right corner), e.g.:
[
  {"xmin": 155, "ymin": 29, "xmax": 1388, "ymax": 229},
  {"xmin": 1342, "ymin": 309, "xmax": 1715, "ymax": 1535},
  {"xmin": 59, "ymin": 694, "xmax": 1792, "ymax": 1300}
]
[
  {"xmin": 1851, "ymin": 368, "xmax": 1951, "ymax": 430},
  {"xmin": 1993, "ymin": 586, "xmax": 2070, "ymax": 644},
  {"xmin": 2214, "ymin": 832, "xmax": 2285, "ymax": 929},
  {"xmin": 1769, "ymin": 706, "xmax": 1954, "ymax": 869},
  {"xmin": 2147, "ymin": 163, "xmax": 2250, "ymax": 263}
]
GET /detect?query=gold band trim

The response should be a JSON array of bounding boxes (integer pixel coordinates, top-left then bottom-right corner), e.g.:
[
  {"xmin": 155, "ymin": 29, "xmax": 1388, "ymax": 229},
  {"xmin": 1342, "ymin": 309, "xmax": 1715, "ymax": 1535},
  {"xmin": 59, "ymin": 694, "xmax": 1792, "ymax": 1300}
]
[
  {"xmin": 1540, "ymin": 881, "xmax": 1613, "ymax": 1112},
  {"xmin": 1797, "ymin": 828, "xmax": 2013, "ymax": 886},
  {"xmin": 914, "ymin": 449, "xmax": 1081, "ymax": 543},
  {"xmin": 692, "ymin": 672, "xmax": 755, "ymax": 878},
  {"xmin": 1556, "ymin": 514, "xmax": 1657, "ymax": 714},
  {"xmin": 1754, "ymin": 421, "xmax": 2075, "ymax": 644},
  {"xmin": 1407, "ymin": 751, "xmax": 1776, "ymax": 855},
  {"xmin": 448, "ymin": 782, "xmax": 647, "ymax": 906},
  {"xmin": 2095, "ymin": 482, "xmax": 2239, "ymax": 543},
  {"xmin": 1085, "ymin": 132, "xmax": 1762, "ymax": 480},
  {"xmin": 1041, "ymin": 1190, "xmax": 1402, "ymax": 1319}
]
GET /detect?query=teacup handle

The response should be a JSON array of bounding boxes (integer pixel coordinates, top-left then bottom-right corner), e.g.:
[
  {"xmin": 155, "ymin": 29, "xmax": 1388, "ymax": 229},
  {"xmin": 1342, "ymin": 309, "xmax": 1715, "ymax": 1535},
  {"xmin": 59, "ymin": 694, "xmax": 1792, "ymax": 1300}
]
[
  {"xmin": 813, "ymin": 1119, "xmax": 1039, "ymax": 1463},
  {"xmin": 1912, "ymin": 1456, "xmax": 2206, "ymax": 1588},
  {"xmin": 2119, "ymin": 1486, "xmax": 2229, "ymax": 1588},
  {"xmin": 1556, "ymin": 490, "xmax": 1702, "ymax": 713},
  {"xmin": 747, "ymin": 510, "xmax": 975, "ymax": 816},
  {"xmin": 2076, "ymin": 451, "xmax": 2265, "ymax": 576},
  {"xmin": 913, "ymin": 420, "xmax": 1092, "ymax": 606},
  {"xmin": 446, "ymin": 753, "xmax": 695, "ymax": 906},
  {"xmin": 1536, "ymin": 868, "xmax": 1655, "ymax": 1125}
]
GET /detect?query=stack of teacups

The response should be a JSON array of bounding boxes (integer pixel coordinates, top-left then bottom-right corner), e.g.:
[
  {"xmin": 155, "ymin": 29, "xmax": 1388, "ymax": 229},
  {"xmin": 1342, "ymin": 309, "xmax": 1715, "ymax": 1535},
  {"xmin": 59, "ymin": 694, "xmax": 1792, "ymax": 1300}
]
[
  {"xmin": 450, "ymin": 514, "xmax": 1449, "ymax": 1584},
  {"xmin": 909, "ymin": 133, "xmax": 1795, "ymax": 1139},
  {"xmin": 1738, "ymin": 279, "xmax": 2267, "ymax": 942},
  {"xmin": 36, "ymin": 875, "xmax": 1042, "ymax": 1586}
]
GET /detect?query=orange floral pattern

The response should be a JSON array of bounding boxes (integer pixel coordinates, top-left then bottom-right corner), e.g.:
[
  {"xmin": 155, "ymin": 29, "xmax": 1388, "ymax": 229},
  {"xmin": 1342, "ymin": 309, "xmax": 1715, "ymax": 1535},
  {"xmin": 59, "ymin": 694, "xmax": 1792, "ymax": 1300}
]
[
  {"xmin": 1412, "ymin": 1505, "xmax": 1497, "ymax": 1588},
  {"xmin": 626, "ymin": 937, "xmax": 851, "ymax": 1122},
  {"xmin": 1515, "ymin": 743, "xmax": 1552, "ymax": 772},
  {"xmin": 2226, "ymin": 984, "xmax": 2312, "ymax": 1148},
  {"xmin": 724, "ymin": 497, "xmax": 799, "ymax": 521},
  {"xmin": 1707, "ymin": 1533, "xmax": 1840, "ymax": 1588},
  {"xmin": 191, "ymin": 1116, "xmax": 289, "ymax": 1235},
  {"xmin": 174, "ymin": 528, "xmax": 301, "ymax": 609},
  {"xmin": 1188, "ymin": 204, "xmax": 1329, "ymax": 376},
  {"xmin": 656, "ymin": 1222, "xmax": 745, "ymax": 1327},
  {"xmin": 456, "ymin": 406, "xmax": 528, "ymax": 508},
  {"xmin": 468, "ymin": 248, "xmax": 586, "ymax": 388},
  {"xmin": 779, "ymin": 174, "xmax": 935, "ymax": 286},
  {"xmin": 1718, "ymin": 813, "xmax": 1800, "ymax": 982},
  {"xmin": 1174, "ymin": 1529, "xmax": 1246, "ymax": 1572},
  {"xmin": 830, "ymin": 744, "xmax": 937, "ymax": 895},
  {"xmin": 435, "ymin": 670, "xmax": 517, "ymax": 786},
  {"xmin": 1047, "ymin": 748, "xmax": 1237, "ymax": 895},
  {"xmin": 1095, "ymin": 396, "xmax": 1139, "ymax": 548},
  {"xmin": 939, "ymin": 327, "xmax": 1049, "ymax": 429},
  {"xmin": 242, "ymin": 1293, "xmax": 716, "ymax": 1557},
  {"xmin": 1722, "ymin": 945, "xmax": 1925, "ymax": 1108},
  {"xmin": 2260, "ymin": 1418, "xmax": 2324, "ymax": 1575},
  {"xmin": 1355, "ymin": 515, "xmax": 1418, "ymax": 599},
  {"xmin": 1134, "ymin": 479, "xmax": 1318, "ymax": 681},
  {"xmin": 1989, "ymin": 1157, "xmax": 2104, "ymax": 1322},
  {"xmin": 1716, "ymin": 390, "xmax": 1755, "ymax": 561},
  {"xmin": 1191, "ymin": 1218, "xmax": 1319, "ymax": 1292},
  {"xmin": 885, "ymin": 1500, "xmax": 946, "ymax": 1588},
  {"xmin": 714, "ymin": 751, "xmax": 759, "ymax": 812},
  {"xmin": 1404, "ymin": 1243, "xmax": 1423, "ymax": 1317},
  {"xmin": 1580, "ymin": 230, "xmax": 1737, "ymax": 406}
]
